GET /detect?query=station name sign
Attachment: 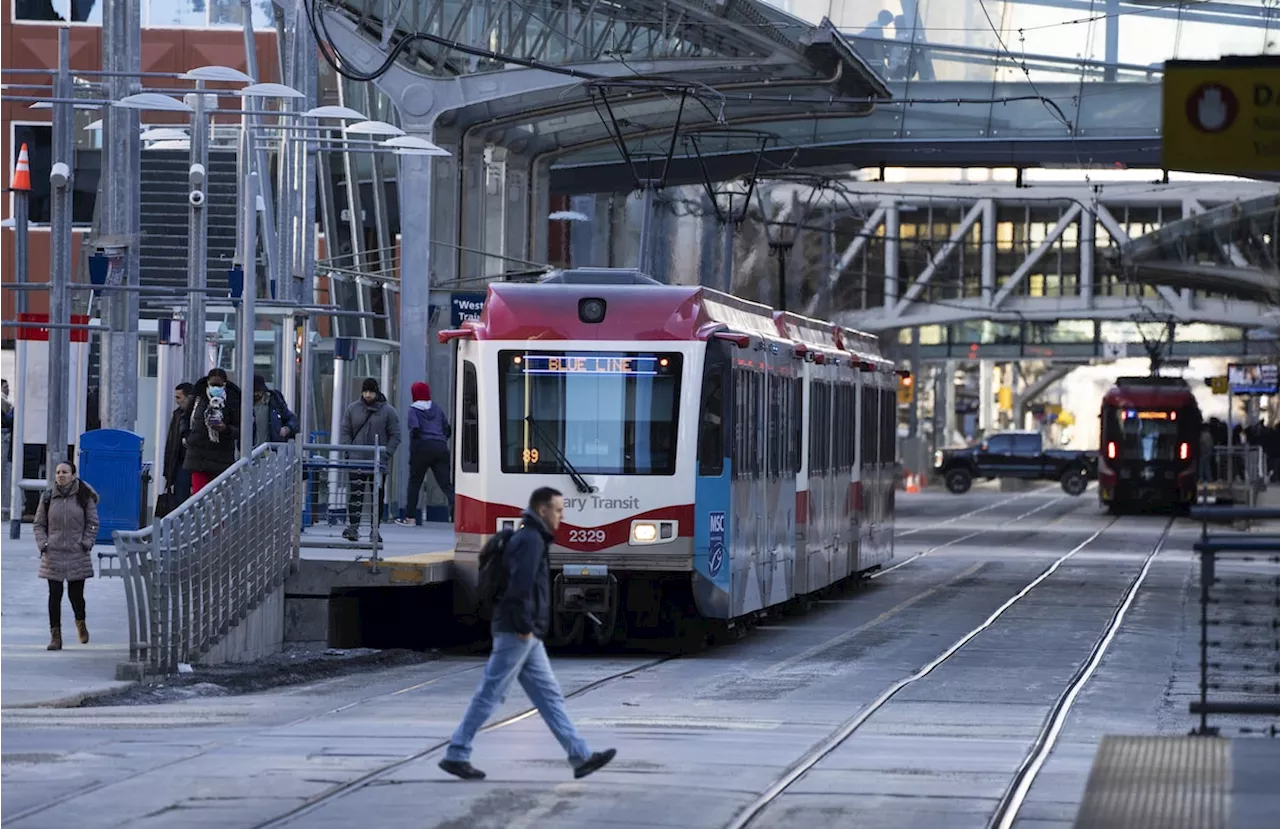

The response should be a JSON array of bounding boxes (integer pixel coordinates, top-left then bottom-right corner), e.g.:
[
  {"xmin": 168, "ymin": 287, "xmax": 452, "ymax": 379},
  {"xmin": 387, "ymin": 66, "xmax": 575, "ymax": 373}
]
[{"xmin": 1162, "ymin": 56, "xmax": 1280, "ymax": 176}]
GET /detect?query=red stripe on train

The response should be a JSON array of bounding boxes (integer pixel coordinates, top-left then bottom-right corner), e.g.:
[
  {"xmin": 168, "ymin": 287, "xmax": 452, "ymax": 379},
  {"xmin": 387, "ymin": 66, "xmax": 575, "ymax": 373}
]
[{"xmin": 456, "ymin": 495, "xmax": 694, "ymax": 553}]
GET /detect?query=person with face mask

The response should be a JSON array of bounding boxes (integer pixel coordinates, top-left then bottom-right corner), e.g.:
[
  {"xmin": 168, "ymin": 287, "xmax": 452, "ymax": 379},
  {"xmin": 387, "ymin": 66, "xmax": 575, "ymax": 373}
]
[
  {"xmin": 34, "ymin": 461, "xmax": 99, "ymax": 651},
  {"xmin": 184, "ymin": 368, "xmax": 243, "ymax": 493}
]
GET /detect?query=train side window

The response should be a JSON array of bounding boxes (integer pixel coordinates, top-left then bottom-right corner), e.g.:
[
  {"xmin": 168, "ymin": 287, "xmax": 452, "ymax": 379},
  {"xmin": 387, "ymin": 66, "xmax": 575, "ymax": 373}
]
[
  {"xmin": 461, "ymin": 361, "xmax": 479, "ymax": 473},
  {"xmin": 697, "ymin": 371, "xmax": 725, "ymax": 477},
  {"xmin": 883, "ymin": 388, "xmax": 895, "ymax": 465},
  {"xmin": 788, "ymin": 381, "xmax": 798, "ymax": 473},
  {"xmin": 731, "ymin": 368, "xmax": 743, "ymax": 478}
]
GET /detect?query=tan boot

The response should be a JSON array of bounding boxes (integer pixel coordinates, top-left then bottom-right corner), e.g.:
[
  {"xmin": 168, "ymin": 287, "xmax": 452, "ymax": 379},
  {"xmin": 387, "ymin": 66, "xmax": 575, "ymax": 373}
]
[
  {"xmin": 75, "ymin": 619, "xmax": 89, "ymax": 644},
  {"xmin": 47, "ymin": 627, "xmax": 62, "ymax": 650}
]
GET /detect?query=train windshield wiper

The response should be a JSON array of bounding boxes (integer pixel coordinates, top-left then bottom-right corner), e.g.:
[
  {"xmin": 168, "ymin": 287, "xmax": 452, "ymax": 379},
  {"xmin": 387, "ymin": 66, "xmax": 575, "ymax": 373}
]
[{"xmin": 524, "ymin": 414, "xmax": 596, "ymax": 494}]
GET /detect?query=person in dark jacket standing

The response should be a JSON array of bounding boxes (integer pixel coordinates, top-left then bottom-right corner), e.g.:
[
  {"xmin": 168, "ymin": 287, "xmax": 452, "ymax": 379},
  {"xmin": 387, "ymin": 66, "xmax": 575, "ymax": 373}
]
[
  {"xmin": 438, "ymin": 487, "xmax": 616, "ymax": 781},
  {"xmin": 184, "ymin": 368, "xmax": 242, "ymax": 494},
  {"xmin": 339, "ymin": 378, "xmax": 401, "ymax": 541},
  {"xmin": 159, "ymin": 382, "xmax": 194, "ymax": 515},
  {"xmin": 398, "ymin": 381, "xmax": 453, "ymax": 525},
  {"xmin": 251, "ymin": 375, "xmax": 299, "ymax": 447}
]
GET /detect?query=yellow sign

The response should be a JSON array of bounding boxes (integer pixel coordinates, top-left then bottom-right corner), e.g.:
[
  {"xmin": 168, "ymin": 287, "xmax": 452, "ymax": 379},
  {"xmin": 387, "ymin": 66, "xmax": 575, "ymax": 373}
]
[
  {"xmin": 1210, "ymin": 375, "xmax": 1230, "ymax": 395},
  {"xmin": 1162, "ymin": 56, "xmax": 1280, "ymax": 176},
  {"xmin": 997, "ymin": 387, "xmax": 1013, "ymax": 412}
]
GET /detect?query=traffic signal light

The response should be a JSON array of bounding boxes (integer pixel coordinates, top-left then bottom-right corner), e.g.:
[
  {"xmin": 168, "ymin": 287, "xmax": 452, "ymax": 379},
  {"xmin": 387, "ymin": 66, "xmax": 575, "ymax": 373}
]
[{"xmin": 897, "ymin": 372, "xmax": 914, "ymax": 406}]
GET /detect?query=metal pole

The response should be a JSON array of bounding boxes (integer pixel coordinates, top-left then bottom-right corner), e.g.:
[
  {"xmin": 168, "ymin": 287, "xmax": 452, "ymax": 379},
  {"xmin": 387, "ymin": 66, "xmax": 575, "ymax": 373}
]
[
  {"xmin": 909, "ymin": 327, "xmax": 921, "ymax": 439},
  {"xmin": 637, "ymin": 183, "xmax": 655, "ymax": 274},
  {"xmin": 240, "ymin": 0, "xmax": 279, "ymax": 290},
  {"xmin": 8, "ymin": 161, "xmax": 30, "ymax": 538},
  {"xmin": 47, "ymin": 28, "xmax": 73, "ymax": 480},
  {"xmin": 125, "ymin": 0, "xmax": 141, "ymax": 431},
  {"xmin": 185, "ymin": 81, "xmax": 210, "ymax": 383},
  {"xmin": 720, "ymin": 215, "xmax": 734, "ymax": 293},
  {"xmin": 298, "ymin": 315, "xmax": 313, "ymax": 439},
  {"xmin": 328, "ymin": 350, "xmax": 347, "ymax": 520},
  {"xmin": 153, "ymin": 323, "xmax": 178, "ymax": 495},
  {"xmin": 101, "ymin": 0, "xmax": 141, "ymax": 433},
  {"xmin": 239, "ymin": 171, "xmax": 259, "ymax": 460}
]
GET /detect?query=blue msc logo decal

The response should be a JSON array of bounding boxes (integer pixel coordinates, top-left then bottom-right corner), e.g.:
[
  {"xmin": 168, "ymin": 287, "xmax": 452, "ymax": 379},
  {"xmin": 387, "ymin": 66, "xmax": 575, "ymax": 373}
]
[{"xmin": 708, "ymin": 511, "xmax": 726, "ymax": 579}]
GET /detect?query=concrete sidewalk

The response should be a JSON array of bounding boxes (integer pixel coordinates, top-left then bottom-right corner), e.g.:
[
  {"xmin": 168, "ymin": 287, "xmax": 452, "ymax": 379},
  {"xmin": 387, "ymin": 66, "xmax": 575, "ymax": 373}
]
[{"xmin": 1, "ymin": 533, "xmax": 135, "ymax": 708}]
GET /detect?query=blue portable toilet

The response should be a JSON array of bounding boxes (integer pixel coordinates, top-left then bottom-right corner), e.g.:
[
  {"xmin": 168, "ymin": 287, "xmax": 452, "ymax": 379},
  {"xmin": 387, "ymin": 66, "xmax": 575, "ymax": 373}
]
[{"xmin": 79, "ymin": 429, "xmax": 144, "ymax": 544}]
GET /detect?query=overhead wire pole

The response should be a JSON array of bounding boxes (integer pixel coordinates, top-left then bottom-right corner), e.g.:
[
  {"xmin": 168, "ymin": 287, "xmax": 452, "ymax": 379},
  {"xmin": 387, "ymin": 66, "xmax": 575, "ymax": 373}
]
[
  {"xmin": 240, "ymin": 171, "xmax": 260, "ymax": 460},
  {"xmin": 8, "ymin": 144, "xmax": 31, "ymax": 538},
  {"xmin": 47, "ymin": 28, "xmax": 74, "ymax": 476},
  {"xmin": 185, "ymin": 79, "xmax": 210, "ymax": 382},
  {"xmin": 101, "ymin": 0, "xmax": 142, "ymax": 433}
]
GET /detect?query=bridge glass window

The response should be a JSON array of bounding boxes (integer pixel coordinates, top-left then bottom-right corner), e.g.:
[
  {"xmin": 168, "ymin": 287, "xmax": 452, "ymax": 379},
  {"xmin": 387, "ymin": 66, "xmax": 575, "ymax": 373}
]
[
  {"xmin": 460, "ymin": 361, "xmax": 479, "ymax": 473},
  {"xmin": 497, "ymin": 350, "xmax": 682, "ymax": 476}
]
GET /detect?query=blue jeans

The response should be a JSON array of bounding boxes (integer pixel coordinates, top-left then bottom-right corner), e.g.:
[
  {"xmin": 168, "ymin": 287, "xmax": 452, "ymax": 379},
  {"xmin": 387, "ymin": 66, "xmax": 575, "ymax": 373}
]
[{"xmin": 445, "ymin": 632, "xmax": 592, "ymax": 767}]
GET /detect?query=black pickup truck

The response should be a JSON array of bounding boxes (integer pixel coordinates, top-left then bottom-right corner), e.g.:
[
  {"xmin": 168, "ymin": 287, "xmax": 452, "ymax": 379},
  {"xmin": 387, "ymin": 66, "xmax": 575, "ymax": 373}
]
[{"xmin": 934, "ymin": 430, "xmax": 1099, "ymax": 496}]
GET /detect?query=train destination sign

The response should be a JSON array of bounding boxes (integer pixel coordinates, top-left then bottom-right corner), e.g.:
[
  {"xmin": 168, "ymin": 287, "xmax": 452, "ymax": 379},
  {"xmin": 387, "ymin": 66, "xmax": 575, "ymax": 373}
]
[{"xmin": 517, "ymin": 354, "xmax": 664, "ymax": 375}]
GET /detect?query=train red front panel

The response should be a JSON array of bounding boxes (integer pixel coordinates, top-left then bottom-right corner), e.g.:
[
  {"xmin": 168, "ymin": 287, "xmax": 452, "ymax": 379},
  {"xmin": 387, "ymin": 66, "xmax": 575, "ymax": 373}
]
[{"xmin": 456, "ymin": 495, "xmax": 695, "ymax": 553}]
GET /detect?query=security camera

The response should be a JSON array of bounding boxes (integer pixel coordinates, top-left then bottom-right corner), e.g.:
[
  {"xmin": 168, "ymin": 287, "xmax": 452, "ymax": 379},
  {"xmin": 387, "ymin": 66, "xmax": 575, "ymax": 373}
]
[
  {"xmin": 188, "ymin": 189, "xmax": 205, "ymax": 208},
  {"xmin": 49, "ymin": 162, "xmax": 70, "ymax": 189},
  {"xmin": 188, "ymin": 163, "xmax": 205, "ymax": 189}
]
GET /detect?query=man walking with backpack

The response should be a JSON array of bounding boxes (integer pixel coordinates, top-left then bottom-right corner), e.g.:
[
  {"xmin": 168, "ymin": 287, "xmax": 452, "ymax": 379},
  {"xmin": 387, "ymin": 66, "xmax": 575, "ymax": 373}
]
[{"xmin": 439, "ymin": 486, "xmax": 616, "ymax": 781}]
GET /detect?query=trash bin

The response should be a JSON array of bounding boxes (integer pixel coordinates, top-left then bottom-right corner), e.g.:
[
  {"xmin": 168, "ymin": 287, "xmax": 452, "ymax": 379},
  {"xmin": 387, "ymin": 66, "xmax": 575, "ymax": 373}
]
[{"xmin": 79, "ymin": 429, "xmax": 144, "ymax": 544}]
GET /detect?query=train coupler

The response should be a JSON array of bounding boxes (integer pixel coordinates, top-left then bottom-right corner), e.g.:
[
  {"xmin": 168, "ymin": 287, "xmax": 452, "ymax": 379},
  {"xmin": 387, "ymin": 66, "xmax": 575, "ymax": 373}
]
[{"xmin": 555, "ymin": 565, "xmax": 617, "ymax": 621}]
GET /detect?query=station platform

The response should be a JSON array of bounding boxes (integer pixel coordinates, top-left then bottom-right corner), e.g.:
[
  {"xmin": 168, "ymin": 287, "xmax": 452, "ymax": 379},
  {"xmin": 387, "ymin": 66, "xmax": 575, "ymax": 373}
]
[
  {"xmin": 0, "ymin": 521, "xmax": 462, "ymax": 709},
  {"xmin": 286, "ymin": 521, "xmax": 461, "ymax": 647},
  {"xmin": 1074, "ymin": 735, "xmax": 1280, "ymax": 829}
]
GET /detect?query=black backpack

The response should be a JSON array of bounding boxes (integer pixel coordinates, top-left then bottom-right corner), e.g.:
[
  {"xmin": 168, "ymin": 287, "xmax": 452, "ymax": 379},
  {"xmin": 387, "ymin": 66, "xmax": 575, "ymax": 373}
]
[{"xmin": 476, "ymin": 528, "xmax": 515, "ymax": 620}]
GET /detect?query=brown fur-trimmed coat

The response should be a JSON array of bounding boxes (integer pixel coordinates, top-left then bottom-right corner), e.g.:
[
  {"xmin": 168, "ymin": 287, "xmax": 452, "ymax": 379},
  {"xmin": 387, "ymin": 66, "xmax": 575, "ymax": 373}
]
[{"xmin": 34, "ymin": 480, "xmax": 100, "ymax": 582}]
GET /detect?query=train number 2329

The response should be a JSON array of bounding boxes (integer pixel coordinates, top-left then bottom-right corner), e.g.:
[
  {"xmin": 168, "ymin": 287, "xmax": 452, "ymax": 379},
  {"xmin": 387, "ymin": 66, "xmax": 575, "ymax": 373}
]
[{"xmin": 568, "ymin": 529, "xmax": 607, "ymax": 544}]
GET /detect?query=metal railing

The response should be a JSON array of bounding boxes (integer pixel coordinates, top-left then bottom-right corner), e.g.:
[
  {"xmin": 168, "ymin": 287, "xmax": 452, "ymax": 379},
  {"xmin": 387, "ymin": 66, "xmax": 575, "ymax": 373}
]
[
  {"xmin": 1199, "ymin": 445, "xmax": 1269, "ymax": 507},
  {"xmin": 106, "ymin": 441, "xmax": 302, "ymax": 679},
  {"xmin": 299, "ymin": 441, "xmax": 386, "ymax": 570},
  {"xmin": 1190, "ymin": 506, "xmax": 1280, "ymax": 738}
]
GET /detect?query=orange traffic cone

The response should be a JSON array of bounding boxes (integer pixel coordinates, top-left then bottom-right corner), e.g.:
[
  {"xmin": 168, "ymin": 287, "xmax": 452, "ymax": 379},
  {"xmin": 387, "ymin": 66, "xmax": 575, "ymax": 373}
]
[
  {"xmin": 905, "ymin": 472, "xmax": 921, "ymax": 494},
  {"xmin": 11, "ymin": 143, "xmax": 30, "ymax": 192}
]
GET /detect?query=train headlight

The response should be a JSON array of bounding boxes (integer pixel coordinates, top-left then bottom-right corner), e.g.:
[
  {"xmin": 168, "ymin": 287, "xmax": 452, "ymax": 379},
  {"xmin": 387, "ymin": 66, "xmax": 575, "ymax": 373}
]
[
  {"xmin": 631, "ymin": 523, "xmax": 658, "ymax": 543},
  {"xmin": 629, "ymin": 519, "xmax": 677, "ymax": 545}
]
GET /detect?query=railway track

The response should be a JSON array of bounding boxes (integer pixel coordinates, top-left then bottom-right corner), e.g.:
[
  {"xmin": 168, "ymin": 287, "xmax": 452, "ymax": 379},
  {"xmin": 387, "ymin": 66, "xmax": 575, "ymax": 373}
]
[
  {"xmin": 4, "ymin": 490, "xmax": 1101, "ymax": 828},
  {"xmin": 724, "ymin": 514, "xmax": 1176, "ymax": 829}
]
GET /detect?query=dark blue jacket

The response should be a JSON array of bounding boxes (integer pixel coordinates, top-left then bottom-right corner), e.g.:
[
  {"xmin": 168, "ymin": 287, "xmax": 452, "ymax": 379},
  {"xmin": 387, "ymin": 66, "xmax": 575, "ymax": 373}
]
[
  {"xmin": 492, "ymin": 509, "xmax": 552, "ymax": 639},
  {"xmin": 408, "ymin": 402, "xmax": 451, "ymax": 449},
  {"xmin": 254, "ymin": 389, "xmax": 299, "ymax": 444}
]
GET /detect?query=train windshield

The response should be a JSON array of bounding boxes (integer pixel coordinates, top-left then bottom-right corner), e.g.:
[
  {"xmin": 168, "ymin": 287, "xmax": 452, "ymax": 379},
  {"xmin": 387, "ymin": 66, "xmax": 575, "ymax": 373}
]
[
  {"xmin": 1108, "ymin": 409, "xmax": 1181, "ymax": 462},
  {"xmin": 498, "ymin": 350, "xmax": 683, "ymax": 475}
]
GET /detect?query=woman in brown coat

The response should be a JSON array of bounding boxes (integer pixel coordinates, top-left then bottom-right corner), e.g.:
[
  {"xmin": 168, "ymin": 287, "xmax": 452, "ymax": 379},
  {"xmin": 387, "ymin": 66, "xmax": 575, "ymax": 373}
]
[{"xmin": 34, "ymin": 461, "xmax": 100, "ymax": 650}]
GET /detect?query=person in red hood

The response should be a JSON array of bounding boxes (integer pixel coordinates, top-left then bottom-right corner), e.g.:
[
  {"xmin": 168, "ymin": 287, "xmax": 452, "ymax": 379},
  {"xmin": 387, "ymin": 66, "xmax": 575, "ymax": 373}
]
[{"xmin": 398, "ymin": 381, "xmax": 454, "ymax": 524}]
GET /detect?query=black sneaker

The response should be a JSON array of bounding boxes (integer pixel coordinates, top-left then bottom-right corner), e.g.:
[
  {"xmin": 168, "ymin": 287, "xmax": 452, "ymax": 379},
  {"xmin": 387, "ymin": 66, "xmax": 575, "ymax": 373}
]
[
  {"xmin": 573, "ymin": 748, "xmax": 616, "ymax": 779},
  {"xmin": 342, "ymin": 526, "xmax": 359, "ymax": 542},
  {"xmin": 438, "ymin": 759, "xmax": 485, "ymax": 780}
]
